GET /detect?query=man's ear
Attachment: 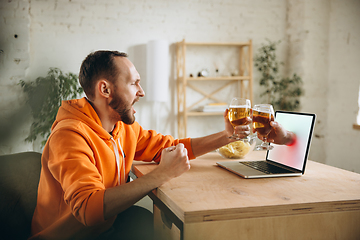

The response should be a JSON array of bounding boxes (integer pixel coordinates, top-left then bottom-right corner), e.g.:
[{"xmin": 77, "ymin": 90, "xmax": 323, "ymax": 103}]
[{"xmin": 97, "ymin": 80, "xmax": 111, "ymax": 98}]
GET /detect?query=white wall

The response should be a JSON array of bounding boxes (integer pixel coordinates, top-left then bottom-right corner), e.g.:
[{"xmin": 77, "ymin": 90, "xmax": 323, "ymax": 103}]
[
  {"xmin": 285, "ymin": 0, "xmax": 330, "ymax": 165},
  {"xmin": 0, "ymin": 0, "xmax": 33, "ymax": 153},
  {"xmin": 1, "ymin": 0, "xmax": 359, "ymax": 173},
  {"xmin": 327, "ymin": 0, "xmax": 360, "ymax": 172}
]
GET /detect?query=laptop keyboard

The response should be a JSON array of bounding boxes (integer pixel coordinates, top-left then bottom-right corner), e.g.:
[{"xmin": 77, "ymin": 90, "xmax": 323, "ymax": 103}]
[{"xmin": 241, "ymin": 161, "xmax": 293, "ymax": 174}]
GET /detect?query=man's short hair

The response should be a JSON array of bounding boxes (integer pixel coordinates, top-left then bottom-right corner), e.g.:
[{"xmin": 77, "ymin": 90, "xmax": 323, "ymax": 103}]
[{"xmin": 79, "ymin": 50, "xmax": 128, "ymax": 100}]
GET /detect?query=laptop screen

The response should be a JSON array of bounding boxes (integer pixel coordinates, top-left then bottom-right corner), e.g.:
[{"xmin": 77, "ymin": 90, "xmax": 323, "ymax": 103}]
[{"xmin": 266, "ymin": 111, "xmax": 316, "ymax": 173}]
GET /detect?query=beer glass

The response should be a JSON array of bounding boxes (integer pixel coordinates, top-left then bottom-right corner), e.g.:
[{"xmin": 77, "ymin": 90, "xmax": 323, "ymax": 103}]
[
  {"xmin": 228, "ymin": 97, "xmax": 252, "ymax": 141},
  {"xmin": 252, "ymin": 104, "xmax": 275, "ymax": 150}
]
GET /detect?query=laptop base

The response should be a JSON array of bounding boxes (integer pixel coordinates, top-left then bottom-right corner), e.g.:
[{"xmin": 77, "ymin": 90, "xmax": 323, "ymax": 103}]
[{"xmin": 216, "ymin": 161, "xmax": 302, "ymax": 179}]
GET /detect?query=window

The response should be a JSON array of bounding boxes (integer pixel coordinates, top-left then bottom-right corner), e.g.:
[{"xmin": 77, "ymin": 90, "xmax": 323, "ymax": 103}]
[{"xmin": 354, "ymin": 85, "xmax": 360, "ymax": 130}]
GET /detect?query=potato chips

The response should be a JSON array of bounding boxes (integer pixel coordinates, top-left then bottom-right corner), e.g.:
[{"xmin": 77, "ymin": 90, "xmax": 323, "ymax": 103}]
[{"xmin": 217, "ymin": 141, "xmax": 251, "ymax": 159}]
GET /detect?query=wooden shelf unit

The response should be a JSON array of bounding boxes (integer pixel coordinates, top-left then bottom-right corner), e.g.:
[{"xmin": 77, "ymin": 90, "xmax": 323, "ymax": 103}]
[{"xmin": 176, "ymin": 39, "xmax": 253, "ymax": 138}]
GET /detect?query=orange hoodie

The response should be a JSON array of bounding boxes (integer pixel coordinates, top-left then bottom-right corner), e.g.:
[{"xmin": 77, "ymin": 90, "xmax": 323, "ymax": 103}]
[{"xmin": 30, "ymin": 98, "xmax": 195, "ymax": 240}]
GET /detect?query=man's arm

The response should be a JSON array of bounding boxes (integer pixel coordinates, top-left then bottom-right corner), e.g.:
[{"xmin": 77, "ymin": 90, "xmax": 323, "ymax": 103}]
[{"xmin": 103, "ymin": 143, "xmax": 190, "ymax": 220}]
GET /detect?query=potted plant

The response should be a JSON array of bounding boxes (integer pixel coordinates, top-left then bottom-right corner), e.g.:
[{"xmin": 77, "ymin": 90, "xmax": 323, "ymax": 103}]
[
  {"xmin": 19, "ymin": 68, "xmax": 83, "ymax": 146},
  {"xmin": 254, "ymin": 39, "xmax": 304, "ymax": 111}
]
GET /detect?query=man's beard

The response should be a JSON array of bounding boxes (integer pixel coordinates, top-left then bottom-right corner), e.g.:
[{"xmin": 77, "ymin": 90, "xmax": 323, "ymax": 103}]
[{"xmin": 109, "ymin": 91, "xmax": 135, "ymax": 125}]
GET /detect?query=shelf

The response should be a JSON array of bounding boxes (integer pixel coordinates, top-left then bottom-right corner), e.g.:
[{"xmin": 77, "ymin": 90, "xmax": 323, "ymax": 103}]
[
  {"xmin": 186, "ymin": 76, "xmax": 251, "ymax": 81},
  {"xmin": 176, "ymin": 39, "xmax": 253, "ymax": 138}
]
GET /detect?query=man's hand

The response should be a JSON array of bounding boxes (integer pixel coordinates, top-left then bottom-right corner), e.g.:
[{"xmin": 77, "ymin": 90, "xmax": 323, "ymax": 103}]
[
  {"xmin": 157, "ymin": 143, "xmax": 190, "ymax": 180},
  {"xmin": 255, "ymin": 121, "xmax": 295, "ymax": 145},
  {"xmin": 224, "ymin": 109, "xmax": 251, "ymax": 140}
]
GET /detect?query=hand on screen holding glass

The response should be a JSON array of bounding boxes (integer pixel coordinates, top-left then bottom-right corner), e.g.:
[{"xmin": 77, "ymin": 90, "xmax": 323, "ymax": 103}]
[{"xmin": 254, "ymin": 115, "xmax": 297, "ymax": 146}]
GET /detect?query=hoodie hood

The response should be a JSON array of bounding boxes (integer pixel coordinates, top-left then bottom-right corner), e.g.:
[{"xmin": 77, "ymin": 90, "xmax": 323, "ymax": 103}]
[{"xmin": 52, "ymin": 97, "xmax": 114, "ymax": 140}]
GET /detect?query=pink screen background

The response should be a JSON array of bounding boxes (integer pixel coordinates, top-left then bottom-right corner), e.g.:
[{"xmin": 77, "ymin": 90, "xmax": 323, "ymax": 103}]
[{"xmin": 267, "ymin": 113, "xmax": 315, "ymax": 171}]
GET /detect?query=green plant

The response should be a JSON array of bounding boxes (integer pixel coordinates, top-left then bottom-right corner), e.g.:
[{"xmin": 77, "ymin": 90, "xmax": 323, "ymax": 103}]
[
  {"xmin": 19, "ymin": 68, "xmax": 83, "ymax": 146},
  {"xmin": 254, "ymin": 39, "xmax": 304, "ymax": 111}
]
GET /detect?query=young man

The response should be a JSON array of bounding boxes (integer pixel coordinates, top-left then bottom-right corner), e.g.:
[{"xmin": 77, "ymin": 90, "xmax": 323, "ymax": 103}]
[{"xmin": 30, "ymin": 51, "xmax": 295, "ymax": 240}]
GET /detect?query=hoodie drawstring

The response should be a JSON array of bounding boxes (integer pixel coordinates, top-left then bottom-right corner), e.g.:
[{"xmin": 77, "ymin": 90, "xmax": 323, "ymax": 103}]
[{"xmin": 110, "ymin": 137, "xmax": 126, "ymax": 185}]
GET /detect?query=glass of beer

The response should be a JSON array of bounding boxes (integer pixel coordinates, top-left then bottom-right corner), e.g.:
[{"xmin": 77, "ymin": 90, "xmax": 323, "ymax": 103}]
[
  {"xmin": 228, "ymin": 97, "xmax": 252, "ymax": 141},
  {"xmin": 252, "ymin": 104, "xmax": 275, "ymax": 150}
]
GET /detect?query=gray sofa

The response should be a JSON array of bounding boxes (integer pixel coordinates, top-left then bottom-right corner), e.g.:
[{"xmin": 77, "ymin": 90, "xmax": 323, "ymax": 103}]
[{"xmin": 0, "ymin": 152, "xmax": 42, "ymax": 240}]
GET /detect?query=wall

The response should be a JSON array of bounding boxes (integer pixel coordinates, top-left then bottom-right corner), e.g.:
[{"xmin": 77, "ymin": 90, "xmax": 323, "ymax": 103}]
[
  {"xmin": 327, "ymin": 0, "xmax": 360, "ymax": 172},
  {"xmin": 0, "ymin": 0, "xmax": 359, "ymax": 173},
  {"xmin": 0, "ymin": 0, "xmax": 33, "ymax": 153},
  {"xmin": 285, "ymin": 0, "xmax": 330, "ymax": 165}
]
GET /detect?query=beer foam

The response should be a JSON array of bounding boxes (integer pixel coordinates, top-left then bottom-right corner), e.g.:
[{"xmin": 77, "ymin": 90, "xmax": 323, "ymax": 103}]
[{"xmin": 229, "ymin": 105, "xmax": 249, "ymax": 108}]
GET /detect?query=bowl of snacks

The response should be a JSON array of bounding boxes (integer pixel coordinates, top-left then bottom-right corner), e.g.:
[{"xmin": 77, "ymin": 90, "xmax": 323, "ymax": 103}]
[{"xmin": 216, "ymin": 137, "xmax": 256, "ymax": 159}]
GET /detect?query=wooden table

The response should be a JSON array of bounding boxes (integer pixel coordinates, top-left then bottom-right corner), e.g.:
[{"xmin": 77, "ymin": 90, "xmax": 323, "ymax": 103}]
[{"xmin": 132, "ymin": 151, "xmax": 360, "ymax": 240}]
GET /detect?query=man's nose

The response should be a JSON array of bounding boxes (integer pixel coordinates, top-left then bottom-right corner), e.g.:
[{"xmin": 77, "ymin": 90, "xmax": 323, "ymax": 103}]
[{"xmin": 138, "ymin": 84, "xmax": 145, "ymax": 97}]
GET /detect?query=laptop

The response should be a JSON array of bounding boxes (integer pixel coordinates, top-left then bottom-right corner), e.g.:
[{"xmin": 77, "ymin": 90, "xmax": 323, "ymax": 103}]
[{"xmin": 216, "ymin": 111, "xmax": 316, "ymax": 179}]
